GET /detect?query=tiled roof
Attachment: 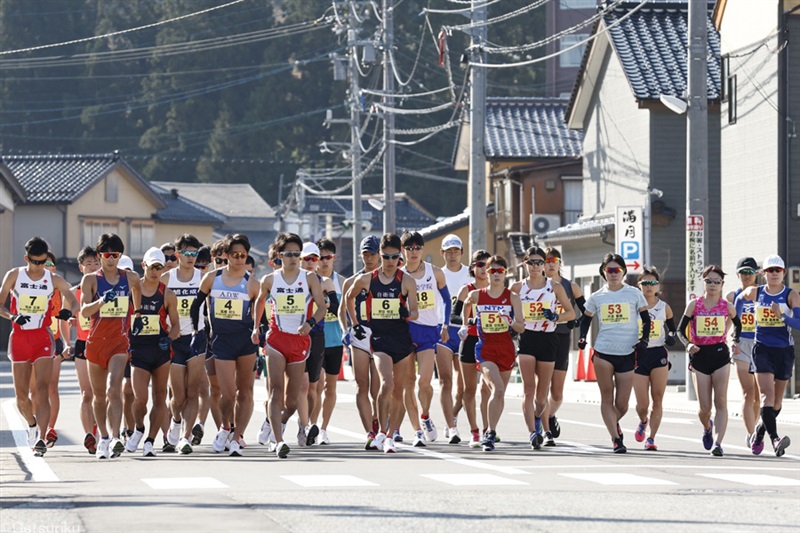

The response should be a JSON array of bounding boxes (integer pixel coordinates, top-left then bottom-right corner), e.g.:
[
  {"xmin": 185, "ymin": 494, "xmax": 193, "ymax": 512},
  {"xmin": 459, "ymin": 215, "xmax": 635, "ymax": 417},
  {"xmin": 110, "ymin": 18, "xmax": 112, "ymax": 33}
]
[
  {"xmin": 540, "ymin": 214, "xmax": 615, "ymax": 243},
  {"xmin": 485, "ymin": 98, "xmax": 583, "ymax": 159},
  {"xmin": 420, "ymin": 208, "xmax": 470, "ymax": 239},
  {"xmin": 151, "ymin": 181, "xmax": 275, "ymax": 219},
  {"xmin": 508, "ymin": 233, "xmax": 535, "ymax": 257},
  {"xmin": 603, "ymin": 0, "xmax": 721, "ymax": 100},
  {"xmin": 1, "ymin": 153, "xmax": 121, "ymax": 203},
  {"xmin": 303, "ymin": 194, "xmax": 435, "ymax": 232},
  {"xmin": 150, "ymin": 184, "xmax": 225, "ymax": 225}
]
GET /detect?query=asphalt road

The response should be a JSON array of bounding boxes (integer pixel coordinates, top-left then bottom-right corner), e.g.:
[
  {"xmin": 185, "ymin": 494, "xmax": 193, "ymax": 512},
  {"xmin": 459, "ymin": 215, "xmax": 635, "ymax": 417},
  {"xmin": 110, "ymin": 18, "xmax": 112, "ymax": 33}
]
[{"xmin": 2, "ymin": 359, "xmax": 799, "ymax": 533}]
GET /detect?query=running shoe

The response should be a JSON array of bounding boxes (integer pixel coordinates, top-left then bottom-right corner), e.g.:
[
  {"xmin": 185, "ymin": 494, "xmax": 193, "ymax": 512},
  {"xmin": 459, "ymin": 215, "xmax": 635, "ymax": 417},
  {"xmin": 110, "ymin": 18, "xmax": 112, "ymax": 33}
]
[
  {"xmin": 751, "ymin": 423, "xmax": 766, "ymax": 455},
  {"xmin": 33, "ymin": 439, "xmax": 47, "ymax": 457},
  {"xmin": 212, "ymin": 428, "xmax": 229, "ymax": 453},
  {"xmin": 392, "ymin": 430, "xmax": 404, "ymax": 443},
  {"xmin": 167, "ymin": 418, "xmax": 182, "ymax": 446},
  {"xmin": 121, "ymin": 428, "xmax": 130, "ymax": 443},
  {"xmin": 258, "ymin": 418, "xmax": 272, "ymax": 445},
  {"xmin": 448, "ymin": 427, "xmax": 461, "ymax": 445},
  {"xmin": 45, "ymin": 428, "xmax": 58, "ymax": 448},
  {"xmin": 373, "ymin": 432, "xmax": 386, "ymax": 452},
  {"xmin": 483, "ymin": 430, "xmax": 501, "ymax": 443},
  {"xmin": 143, "ymin": 441, "xmax": 156, "ymax": 457},
  {"xmin": 306, "ymin": 424, "xmax": 319, "ymax": 447},
  {"xmin": 530, "ymin": 431, "xmax": 543, "ymax": 450},
  {"xmin": 746, "ymin": 433, "xmax": 752, "ymax": 448},
  {"xmin": 125, "ymin": 429, "xmax": 144, "ymax": 453},
  {"xmin": 26, "ymin": 424, "xmax": 37, "ymax": 448},
  {"xmin": 481, "ymin": 431, "xmax": 496, "ymax": 452},
  {"xmin": 228, "ymin": 439, "xmax": 242, "ymax": 457},
  {"xmin": 84, "ymin": 433, "xmax": 97, "ymax": 455},
  {"xmin": 110, "ymin": 438, "xmax": 124, "ymax": 458},
  {"xmin": 191, "ymin": 423, "xmax": 204, "ymax": 446},
  {"xmin": 413, "ymin": 430, "xmax": 426, "ymax": 448},
  {"xmin": 275, "ymin": 441, "xmax": 290, "ymax": 459},
  {"xmin": 711, "ymin": 444, "xmax": 724, "ymax": 457},
  {"xmin": 364, "ymin": 431, "xmax": 377, "ymax": 450},
  {"xmin": 616, "ymin": 423, "xmax": 623, "ymax": 442},
  {"xmin": 178, "ymin": 437, "xmax": 193, "ymax": 455},
  {"xmin": 162, "ymin": 439, "xmax": 176, "ymax": 453},
  {"xmin": 317, "ymin": 429, "xmax": 330, "ymax": 445},
  {"xmin": 644, "ymin": 438, "xmax": 657, "ymax": 451},
  {"xmin": 372, "ymin": 419, "xmax": 380, "ymax": 434},
  {"xmin": 613, "ymin": 437, "xmax": 627, "ymax": 454},
  {"xmin": 421, "ymin": 416, "xmax": 438, "ymax": 442},
  {"xmin": 96, "ymin": 438, "xmax": 111, "ymax": 460},
  {"xmin": 444, "ymin": 427, "xmax": 450, "ymax": 440},
  {"xmin": 297, "ymin": 422, "xmax": 307, "ymax": 448},
  {"xmin": 773, "ymin": 436, "xmax": 791, "ymax": 457},
  {"xmin": 383, "ymin": 435, "xmax": 396, "ymax": 454},
  {"xmin": 549, "ymin": 416, "xmax": 561, "ymax": 439},
  {"xmin": 534, "ymin": 417, "xmax": 543, "ymax": 435},
  {"xmin": 702, "ymin": 420, "xmax": 714, "ymax": 451},
  {"xmin": 544, "ymin": 431, "xmax": 556, "ymax": 447},
  {"xmin": 469, "ymin": 430, "xmax": 481, "ymax": 448},
  {"xmin": 635, "ymin": 418, "xmax": 648, "ymax": 443}
]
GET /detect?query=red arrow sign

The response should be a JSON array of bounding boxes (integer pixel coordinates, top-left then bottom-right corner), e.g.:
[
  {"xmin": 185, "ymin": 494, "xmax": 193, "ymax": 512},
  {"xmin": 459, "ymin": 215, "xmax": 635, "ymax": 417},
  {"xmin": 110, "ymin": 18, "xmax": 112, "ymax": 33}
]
[{"xmin": 626, "ymin": 261, "xmax": 641, "ymax": 270}]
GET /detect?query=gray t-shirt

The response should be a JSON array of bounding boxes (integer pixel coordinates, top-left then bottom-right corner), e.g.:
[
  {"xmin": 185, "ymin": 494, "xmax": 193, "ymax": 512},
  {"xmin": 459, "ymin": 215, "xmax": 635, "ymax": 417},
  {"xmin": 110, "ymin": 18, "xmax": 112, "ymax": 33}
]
[{"xmin": 585, "ymin": 284, "xmax": 647, "ymax": 355}]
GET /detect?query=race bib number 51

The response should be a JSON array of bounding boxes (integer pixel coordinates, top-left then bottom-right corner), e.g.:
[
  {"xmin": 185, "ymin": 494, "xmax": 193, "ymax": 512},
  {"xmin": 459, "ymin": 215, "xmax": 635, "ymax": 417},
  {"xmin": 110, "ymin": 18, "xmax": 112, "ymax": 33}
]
[{"xmin": 480, "ymin": 312, "xmax": 509, "ymax": 333}]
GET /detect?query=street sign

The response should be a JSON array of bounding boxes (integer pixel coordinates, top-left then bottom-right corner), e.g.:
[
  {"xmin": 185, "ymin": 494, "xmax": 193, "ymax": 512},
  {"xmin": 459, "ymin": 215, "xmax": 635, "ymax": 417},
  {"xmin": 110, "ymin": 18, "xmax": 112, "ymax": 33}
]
[
  {"xmin": 686, "ymin": 215, "xmax": 704, "ymax": 302},
  {"xmin": 615, "ymin": 206, "xmax": 643, "ymax": 273}
]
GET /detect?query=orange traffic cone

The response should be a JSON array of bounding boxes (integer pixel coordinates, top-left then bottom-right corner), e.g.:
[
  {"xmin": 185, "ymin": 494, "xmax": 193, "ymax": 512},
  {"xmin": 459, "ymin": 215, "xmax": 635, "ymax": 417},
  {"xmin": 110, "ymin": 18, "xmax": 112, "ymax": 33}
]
[
  {"xmin": 575, "ymin": 349, "xmax": 586, "ymax": 381},
  {"xmin": 586, "ymin": 348, "xmax": 597, "ymax": 382},
  {"xmin": 338, "ymin": 348, "xmax": 349, "ymax": 381}
]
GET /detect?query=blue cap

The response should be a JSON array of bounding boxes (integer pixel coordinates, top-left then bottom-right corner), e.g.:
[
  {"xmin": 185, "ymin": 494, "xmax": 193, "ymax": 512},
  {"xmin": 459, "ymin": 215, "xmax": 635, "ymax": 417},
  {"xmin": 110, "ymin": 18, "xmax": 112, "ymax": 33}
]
[{"xmin": 360, "ymin": 235, "xmax": 379, "ymax": 254}]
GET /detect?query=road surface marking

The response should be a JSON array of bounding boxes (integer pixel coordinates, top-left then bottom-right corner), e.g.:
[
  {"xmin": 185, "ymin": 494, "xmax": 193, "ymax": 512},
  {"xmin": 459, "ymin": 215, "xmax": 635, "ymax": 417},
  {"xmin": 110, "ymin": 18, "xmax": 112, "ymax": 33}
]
[
  {"xmin": 281, "ymin": 475, "xmax": 377, "ymax": 487},
  {"xmin": 142, "ymin": 477, "xmax": 228, "ymax": 489},
  {"xmin": 698, "ymin": 473, "xmax": 800, "ymax": 486},
  {"xmin": 421, "ymin": 473, "xmax": 528, "ymax": 486},
  {"xmin": 560, "ymin": 473, "xmax": 678, "ymax": 486},
  {"xmin": 2, "ymin": 399, "xmax": 59, "ymax": 482}
]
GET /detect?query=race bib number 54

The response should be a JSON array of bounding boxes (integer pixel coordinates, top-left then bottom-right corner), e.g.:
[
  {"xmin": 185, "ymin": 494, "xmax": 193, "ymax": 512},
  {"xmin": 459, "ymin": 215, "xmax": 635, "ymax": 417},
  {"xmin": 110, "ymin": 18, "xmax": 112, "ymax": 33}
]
[{"xmin": 696, "ymin": 315, "xmax": 725, "ymax": 337}]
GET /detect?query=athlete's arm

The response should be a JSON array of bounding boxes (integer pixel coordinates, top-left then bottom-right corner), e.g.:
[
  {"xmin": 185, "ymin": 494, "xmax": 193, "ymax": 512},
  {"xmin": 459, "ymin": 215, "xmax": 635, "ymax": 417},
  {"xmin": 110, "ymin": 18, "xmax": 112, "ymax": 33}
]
[
  {"xmin": 778, "ymin": 289, "xmax": 800, "ymax": 330},
  {"xmin": 164, "ymin": 288, "xmax": 181, "ymax": 340},
  {"xmin": 664, "ymin": 304, "xmax": 677, "ymax": 346},
  {"xmin": 251, "ymin": 274, "xmax": 272, "ymax": 344},
  {"xmin": 305, "ymin": 271, "xmax": 328, "ymax": 334},
  {"xmin": 552, "ymin": 284, "xmax": 575, "ymax": 323},
  {"xmin": 127, "ymin": 271, "xmax": 143, "ymax": 318},
  {"xmin": 0, "ymin": 269, "xmax": 19, "ymax": 321},
  {"xmin": 53, "ymin": 274, "xmax": 79, "ymax": 318},
  {"xmin": 577, "ymin": 311, "xmax": 593, "ymax": 349},
  {"xmin": 509, "ymin": 292, "xmax": 526, "ymax": 333},
  {"xmin": 403, "ymin": 274, "xmax": 419, "ymax": 322},
  {"xmin": 464, "ymin": 290, "xmax": 478, "ymax": 326},
  {"xmin": 345, "ymin": 274, "xmax": 369, "ymax": 326},
  {"xmin": 338, "ymin": 276, "xmax": 354, "ymax": 330},
  {"xmin": 80, "ymin": 273, "xmax": 102, "ymax": 318}
]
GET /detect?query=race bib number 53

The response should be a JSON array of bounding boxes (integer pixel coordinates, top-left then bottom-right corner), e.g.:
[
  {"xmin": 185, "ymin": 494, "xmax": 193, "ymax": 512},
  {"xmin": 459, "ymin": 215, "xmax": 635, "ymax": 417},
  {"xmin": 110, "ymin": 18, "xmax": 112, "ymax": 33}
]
[{"xmin": 601, "ymin": 303, "xmax": 629, "ymax": 323}]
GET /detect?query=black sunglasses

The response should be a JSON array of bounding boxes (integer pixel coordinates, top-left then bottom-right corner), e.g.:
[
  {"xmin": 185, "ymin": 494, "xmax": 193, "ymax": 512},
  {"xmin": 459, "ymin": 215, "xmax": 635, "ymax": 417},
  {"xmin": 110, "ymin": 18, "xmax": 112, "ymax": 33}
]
[
  {"xmin": 27, "ymin": 256, "xmax": 48, "ymax": 265},
  {"xmin": 381, "ymin": 253, "xmax": 401, "ymax": 260}
]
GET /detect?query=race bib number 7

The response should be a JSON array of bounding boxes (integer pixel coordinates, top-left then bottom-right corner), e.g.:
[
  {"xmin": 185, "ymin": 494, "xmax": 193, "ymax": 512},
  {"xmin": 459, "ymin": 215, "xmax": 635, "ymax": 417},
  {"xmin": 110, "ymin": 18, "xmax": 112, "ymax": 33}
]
[
  {"xmin": 18, "ymin": 295, "xmax": 48, "ymax": 315},
  {"xmin": 372, "ymin": 298, "xmax": 400, "ymax": 320},
  {"xmin": 100, "ymin": 296, "xmax": 129, "ymax": 318},
  {"xmin": 601, "ymin": 303, "xmax": 629, "ymax": 323}
]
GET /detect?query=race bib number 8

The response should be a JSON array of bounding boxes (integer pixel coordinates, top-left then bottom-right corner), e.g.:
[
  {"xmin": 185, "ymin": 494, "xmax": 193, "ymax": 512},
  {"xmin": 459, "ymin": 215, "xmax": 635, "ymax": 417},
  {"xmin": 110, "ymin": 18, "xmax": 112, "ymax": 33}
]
[
  {"xmin": 417, "ymin": 290, "xmax": 435, "ymax": 310},
  {"xmin": 523, "ymin": 301, "xmax": 551, "ymax": 322},
  {"xmin": 177, "ymin": 297, "xmax": 193, "ymax": 318},
  {"xmin": 480, "ymin": 312, "xmax": 509, "ymax": 333},
  {"xmin": 100, "ymin": 296, "xmax": 129, "ymax": 318},
  {"xmin": 372, "ymin": 298, "xmax": 400, "ymax": 320},
  {"xmin": 696, "ymin": 315, "xmax": 725, "ymax": 337},
  {"xmin": 133, "ymin": 314, "xmax": 160, "ymax": 336},
  {"xmin": 19, "ymin": 295, "xmax": 48, "ymax": 315},
  {"xmin": 741, "ymin": 312, "xmax": 755, "ymax": 333},
  {"xmin": 601, "ymin": 303, "xmax": 629, "ymax": 323},
  {"xmin": 756, "ymin": 306, "xmax": 784, "ymax": 327},
  {"xmin": 215, "ymin": 298, "xmax": 243, "ymax": 320},
  {"xmin": 276, "ymin": 294, "xmax": 304, "ymax": 315}
]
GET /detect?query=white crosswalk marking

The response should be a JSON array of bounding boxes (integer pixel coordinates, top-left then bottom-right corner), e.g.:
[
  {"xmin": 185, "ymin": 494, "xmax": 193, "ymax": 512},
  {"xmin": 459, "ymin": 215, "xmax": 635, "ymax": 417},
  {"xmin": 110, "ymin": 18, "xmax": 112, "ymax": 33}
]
[
  {"xmin": 560, "ymin": 473, "xmax": 678, "ymax": 486},
  {"xmin": 698, "ymin": 474, "xmax": 800, "ymax": 486},
  {"xmin": 281, "ymin": 475, "xmax": 378, "ymax": 487},
  {"xmin": 142, "ymin": 477, "xmax": 228, "ymax": 489},
  {"xmin": 421, "ymin": 473, "xmax": 528, "ymax": 486}
]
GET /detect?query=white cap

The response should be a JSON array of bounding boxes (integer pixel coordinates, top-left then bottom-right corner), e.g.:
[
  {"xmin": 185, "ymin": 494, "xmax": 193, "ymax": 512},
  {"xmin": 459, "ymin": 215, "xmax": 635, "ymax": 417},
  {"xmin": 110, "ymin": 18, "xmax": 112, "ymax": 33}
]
[
  {"xmin": 441, "ymin": 234, "xmax": 463, "ymax": 250},
  {"xmin": 142, "ymin": 247, "xmax": 166, "ymax": 268},
  {"xmin": 301, "ymin": 242, "xmax": 320, "ymax": 258},
  {"xmin": 118, "ymin": 254, "xmax": 135, "ymax": 271},
  {"xmin": 762, "ymin": 254, "xmax": 785, "ymax": 270}
]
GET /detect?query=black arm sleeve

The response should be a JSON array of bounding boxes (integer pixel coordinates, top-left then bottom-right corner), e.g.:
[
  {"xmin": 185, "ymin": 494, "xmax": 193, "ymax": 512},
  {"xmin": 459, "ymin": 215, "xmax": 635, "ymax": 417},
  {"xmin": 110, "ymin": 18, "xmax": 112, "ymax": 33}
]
[
  {"xmin": 190, "ymin": 290, "xmax": 208, "ymax": 331},
  {"xmin": 579, "ymin": 313, "xmax": 592, "ymax": 339},
  {"xmin": 665, "ymin": 317, "xmax": 676, "ymax": 333},
  {"xmin": 639, "ymin": 310, "xmax": 651, "ymax": 341},
  {"xmin": 677, "ymin": 315, "xmax": 692, "ymax": 348},
  {"xmin": 450, "ymin": 300, "xmax": 464, "ymax": 325},
  {"xmin": 327, "ymin": 292, "xmax": 340, "ymax": 317},
  {"xmin": 731, "ymin": 315, "xmax": 742, "ymax": 342},
  {"xmin": 574, "ymin": 295, "xmax": 586, "ymax": 315}
]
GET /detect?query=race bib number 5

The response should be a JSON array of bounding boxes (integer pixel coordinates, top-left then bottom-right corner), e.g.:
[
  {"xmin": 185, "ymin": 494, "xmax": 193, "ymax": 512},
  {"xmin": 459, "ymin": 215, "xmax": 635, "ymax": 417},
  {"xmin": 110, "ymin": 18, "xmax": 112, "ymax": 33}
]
[
  {"xmin": 696, "ymin": 315, "xmax": 725, "ymax": 337},
  {"xmin": 100, "ymin": 296, "xmax": 129, "ymax": 318},
  {"xmin": 276, "ymin": 294, "xmax": 304, "ymax": 315},
  {"xmin": 372, "ymin": 298, "xmax": 400, "ymax": 320},
  {"xmin": 215, "ymin": 299, "xmax": 243, "ymax": 320},
  {"xmin": 523, "ymin": 301, "xmax": 551, "ymax": 322},
  {"xmin": 480, "ymin": 312, "xmax": 509, "ymax": 333},
  {"xmin": 18, "ymin": 295, "xmax": 48, "ymax": 315},
  {"xmin": 601, "ymin": 303, "xmax": 629, "ymax": 323}
]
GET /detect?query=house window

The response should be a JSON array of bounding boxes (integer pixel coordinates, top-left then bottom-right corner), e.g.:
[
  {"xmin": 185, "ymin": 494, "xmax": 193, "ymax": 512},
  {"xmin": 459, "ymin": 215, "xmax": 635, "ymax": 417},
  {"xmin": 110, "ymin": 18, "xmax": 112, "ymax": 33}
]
[
  {"xmin": 83, "ymin": 220, "xmax": 119, "ymax": 249},
  {"xmin": 720, "ymin": 56, "xmax": 729, "ymax": 102},
  {"xmin": 559, "ymin": 34, "xmax": 589, "ymax": 68},
  {"xmin": 728, "ymin": 75, "xmax": 737, "ymax": 125},
  {"xmin": 129, "ymin": 222, "xmax": 155, "ymax": 258},
  {"xmin": 105, "ymin": 174, "xmax": 118, "ymax": 203},
  {"xmin": 562, "ymin": 176, "xmax": 583, "ymax": 224},
  {"xmin": 560, "ymin": 0, "xmax": 597, "ymax": 9}
]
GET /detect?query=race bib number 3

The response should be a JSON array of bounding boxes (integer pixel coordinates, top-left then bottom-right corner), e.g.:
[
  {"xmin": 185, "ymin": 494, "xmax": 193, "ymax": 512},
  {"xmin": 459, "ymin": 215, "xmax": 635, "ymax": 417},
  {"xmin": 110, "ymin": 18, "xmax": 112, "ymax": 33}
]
[
  {"xmin": 480, "ymin": 312, "xmax": 509, "ymax": 333},
  {"xmin": 276, "ymin": 294, "xmax": 304, "ymax": 315},
  {"xmin": 600, "ymin": 303, "xmax": 630, "ymax": 323},
  {"xmin": 523, "ymin": 301, "xmax": 551, "ymax": 322},
  {"xmin": 133, "ymin": 314, "xmax": 160, "ymax": 336},
  {"xmin": 417, "ymin": 290, "xmax": 435, "ymax": 310},
  {"xmin": 177, "ymin": 297, "xmax": 193, "ymax": 318},
  {"xmin": 696, "ymin": 315, "xmax": 725, "ymax": 337},
  {"xmin": 100, "ymin": 296, "xmax": 129, "ymax": 318},
  {"xmin": 372, "ymin": 298, "xmax": 400, "ymax": 320},
  {"xmin": 215, "ymin": 298, "xmax": 243, "ymax": 320},
  {"xmin": 741, "ymin": 312, "xmax": 756, "ymax": 333},
  {"xmin": 18, "ymin": 295, "xmax": 48, "ymax": 315},
  {"xmin": 756, "ymin": 306, "xmax": 784, "ymax": 327}
]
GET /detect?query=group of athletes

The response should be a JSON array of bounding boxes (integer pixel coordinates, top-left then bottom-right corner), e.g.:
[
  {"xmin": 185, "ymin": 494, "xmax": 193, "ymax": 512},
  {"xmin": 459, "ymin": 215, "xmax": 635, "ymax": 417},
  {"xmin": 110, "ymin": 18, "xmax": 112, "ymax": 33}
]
[{"xmin": 1, "ymin": 230, "xmax": 798, "ymax": 461}]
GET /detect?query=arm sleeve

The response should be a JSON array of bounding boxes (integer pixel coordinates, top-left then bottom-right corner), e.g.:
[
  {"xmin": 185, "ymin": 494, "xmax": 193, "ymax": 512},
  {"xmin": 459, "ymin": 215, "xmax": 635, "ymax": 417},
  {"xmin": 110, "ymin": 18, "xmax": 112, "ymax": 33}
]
[
  {"xmin": 450, "ymin": 299, "xmax": 464, "ymax": 325},
  {"xmin": 438, "ymin": 285, "xmax": 452, "ymax": 325},
  {"xmin": 782, "ymin": 307, "xmax": 800, "ymax": 330},
  {"xmin": 639, "ymin": 310, "xmax": 651, "ymax": 341},
  {"xmin": 190, "ymin": 290, "xmax": 208, "ymax": 331},
  {"xmin": 579, "ymin": 313, "xmax": 592, "ymax": 340},
  {"xmin": 734, "ymin": 293, "xmax": 745, "ymax": 316},
  {"xmin": 677, "ymin": 315, "xmax": 692, "ymax": 347},
  {"xmin": 665, "ymin": 317, "xmax": 676, "ymax": 333},
  {"xmin": 574, "ymin": 295, "xmax": 586, "ymax": 315},
  {"xmin": 327, "ymin": 292, "xmax": 340, "ymax": 317},
  {"xmin": 731, "ymin": 314, "xmax": 742, "ymax": 341}
]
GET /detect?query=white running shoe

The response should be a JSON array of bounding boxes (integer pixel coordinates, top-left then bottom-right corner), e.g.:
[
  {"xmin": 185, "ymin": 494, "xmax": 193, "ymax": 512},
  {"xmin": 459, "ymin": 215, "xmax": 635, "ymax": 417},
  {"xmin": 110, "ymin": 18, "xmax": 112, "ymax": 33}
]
[
  {"xmin": 383, "ymin": 436, "xmax": 396, "ymax": 454},
  {"xmin": 167, "ymin": 418, "xmax": 182, "ymax": 446},
  {"xmin": 448, "ymin": 427, "xmax": 461, "ymax": 444},
  {"xmin": 142, "ymin": 441, "xmax": 156, "ymax": 457},
  {"xmin": 26, "ymin": 424, "xmax": 38, "ymax": 448},
  {"xmin": 110, "ymin": 438, "xmax": 124, "ymax": 458},
  {"xmin": 96, "ymin": 438, "xmax": 111, "ymax": 460},
  {"xmin": 297, "ymin": 422, "xmax": 307, "ymax": 448},
  {"xmin": 373, "ymin": 432, "xmax": 386, "ymax": 451},
  {"xmin": 258, "ymin": 418, "xmax": 272, "ymax": 445},
  {"xmin": 178, "ymin": 437, "xmax": 193, "ymax": 455},
  {"xmin": 212, "ymin": 428, "xmax": 229, "ymax": 453},
  {"xmin": 413, "ymin": 430, "xmax": 426, "ymax": 447},
  {"xmin": 228, "ymin": 439, "xmax": 242, "ymax": 456},
  {"xmin": 469, "ymin": 432, "xmax": 482, "ymax": 448},
  {"xmin": 275, "ymin": 441, "xmax": 290, "ymax": 458},
  {"xmin": 317, "ymin": 428, "xmax": 331, "ymax": 445},
  {"xmin": 125, "ymin": 429, "xmax": 144, "ymax": 453},
  {"xmin": 421, "ymin": 417, "xmax": 438, "ymax": 442}
]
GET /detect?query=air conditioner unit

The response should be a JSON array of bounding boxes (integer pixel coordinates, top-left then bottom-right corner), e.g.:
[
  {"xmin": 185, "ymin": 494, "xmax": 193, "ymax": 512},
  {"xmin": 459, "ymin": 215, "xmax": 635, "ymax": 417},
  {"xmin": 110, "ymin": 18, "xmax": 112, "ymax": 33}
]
[
  {"xmin": 529, "ymin": 214, "xmax": 561, "ymax": 235},
  {"xmin": 788, "ymin": 266, "xmax": 800, "ymax": 292}
]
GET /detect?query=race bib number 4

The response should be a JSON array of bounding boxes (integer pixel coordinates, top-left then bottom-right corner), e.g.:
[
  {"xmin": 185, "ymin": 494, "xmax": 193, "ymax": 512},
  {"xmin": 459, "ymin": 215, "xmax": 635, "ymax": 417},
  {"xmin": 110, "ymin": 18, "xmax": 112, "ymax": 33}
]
[
  {"xmin": 275, "ymin": 294, "xmax": 304, "ymax": 315},
  {"xmin": 372, "ymin": 298, "xmax": 400, "ymax": 320},
  {"xmin": 133, "ymin": 314, "xmax": 160, "ymax": 336},
  {"xmin": 601, "ymin": 303, "xmax": 630, "ymax": 323},
  {"xmin": 215, "ymin": 298, "xmax": 244, "ymax": 320},
  {"xmin": 177, "ymin": 297, "xmax": 193, "ymax": 318},
  {"xmin": 523, "ymin": 301, "xmax": 551, "ymax": 322},
  {"xmin": 756, "ymin": 306, "xmax": 784, "ymax": 327},
  {"xmin": 18, "ymin": 295, "xmax": 48, "ymax": 315},
  {"xmin": 741, "ymin": 312, "xmax": 756, "ymax": 333},
  {"xmin": 417, "ymin": 290, "xmax": 435, "ymax": 310},
  {"xmin": 100, "ymin": 296, "xmax": 129, "ymax": 318},
  {"xmin": 480, "ymin": 312, "xmax": 509, "ymax": 333},
  {"xmin": 696, "ymin": 315, "xmax": 725, "ymax": 337}
]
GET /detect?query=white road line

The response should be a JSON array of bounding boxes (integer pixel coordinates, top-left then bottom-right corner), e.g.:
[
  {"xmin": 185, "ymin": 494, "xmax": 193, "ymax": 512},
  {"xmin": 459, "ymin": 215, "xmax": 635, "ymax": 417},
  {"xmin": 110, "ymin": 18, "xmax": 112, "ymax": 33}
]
[
  {"xmin": 281, "ymin": 475, "xmax": 378, "ymax": 487},
  {"xmin": 509, "ymin": 464, "xmax": 800, "ymax": 471},
  {"xmin": 560, "ymin": 472, "xmax": 678, "ymax": 486},
  {"xmin": 421, "ymin": 473, "xmax": 528, "ymax": 486},
  {"xmin": 2, "ymin": 399, "xmax": 60, "ymax": 482},
  {"xmin": 698, "ymin": 473, "xmax": 800, "ymax": 486},
  {"xmin": 141, "ymin": 477, "xmax": 228, "ymax": 489}
]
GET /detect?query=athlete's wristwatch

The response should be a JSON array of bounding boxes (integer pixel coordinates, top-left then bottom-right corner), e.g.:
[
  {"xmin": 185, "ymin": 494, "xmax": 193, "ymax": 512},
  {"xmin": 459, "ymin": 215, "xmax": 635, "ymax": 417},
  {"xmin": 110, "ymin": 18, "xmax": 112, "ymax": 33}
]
[
  {"xmin": 305, "ymin": 317, "xmax": 317, "ymax": 328},
  {"xmin": 133, "ymin": 308, "xmax": 142, "ymax": 315}
]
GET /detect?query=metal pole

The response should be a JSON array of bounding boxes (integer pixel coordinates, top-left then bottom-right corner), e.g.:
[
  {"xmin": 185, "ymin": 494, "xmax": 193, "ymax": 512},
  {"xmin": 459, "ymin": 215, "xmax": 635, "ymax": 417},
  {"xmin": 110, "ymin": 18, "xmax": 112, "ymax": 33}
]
[
  {"xmin": 685, "ymin": 0, "xmax": 708, "ymax": 401},
  {"xmin": 348, "ymin": 5, "xmax": 363, "ymax": 273},
  {"xmin": 382, "ymin": 0, "xmax": 396, "ymax": 234},
  {"xmin": 469, "ymin": 0, "xmax": 487, "ymax": 254}
]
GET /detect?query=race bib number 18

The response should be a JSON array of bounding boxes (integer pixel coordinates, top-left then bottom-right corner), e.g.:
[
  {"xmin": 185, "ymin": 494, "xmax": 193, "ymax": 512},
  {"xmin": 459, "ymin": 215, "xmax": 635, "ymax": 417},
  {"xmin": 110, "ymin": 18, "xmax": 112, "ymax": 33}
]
[{"xmin": 417, "ymin": 290, "xmax": 435, "ymax": 310}]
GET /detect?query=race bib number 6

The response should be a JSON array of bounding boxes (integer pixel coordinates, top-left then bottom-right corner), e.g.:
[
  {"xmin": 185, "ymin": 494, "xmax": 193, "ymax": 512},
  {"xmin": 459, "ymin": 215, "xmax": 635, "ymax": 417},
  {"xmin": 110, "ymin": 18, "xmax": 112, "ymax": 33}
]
[
  {"xmin": 372, "ymin": 298, "xmax": 400, "ymax": 320},
  {"xmin": 215, "ymin": 298, "xmax": 243, "ymax": 320},
  {"xmin": 601, "ymin": 303, "xmax": 629, "ymax": 323},
  {"xmin": 480, "ymin": 312, "xmax": 509, "ymax": 333},
  {"xmin": 100, "ymin": 296, "xmax": 129, "ymax": 318},
  {"xmin": 18, "ymin": 295, "xmax": 48, "ymax": 315}
]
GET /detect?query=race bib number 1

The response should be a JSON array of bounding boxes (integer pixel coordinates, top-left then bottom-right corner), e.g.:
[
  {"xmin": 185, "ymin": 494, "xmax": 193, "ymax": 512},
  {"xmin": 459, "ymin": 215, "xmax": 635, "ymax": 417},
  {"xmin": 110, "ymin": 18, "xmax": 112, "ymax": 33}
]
[
  {"xmin": 480, "ymin": 312, "xmax": 509, "ymax": 333},
  {"xmin": 100, "ymin": 296, "xmax": 129, "ymax": 318},
  {"xmin": 18, "ymin": 295, "xmax": 48, "ymax": 315},
  {"xmin": 215, "ymin": 299, "xmax": 243, "ymax": 320},
  {"xmin": 372, "ymin": 298, "xmax": 400, "ymax": 320},
  {"xmin": 696, "ymin": 315, "xmax": 725, "ymax": 337},
  {"xmin": 601, "ymin": 303, "xmax": 629, "ymax": 323}
]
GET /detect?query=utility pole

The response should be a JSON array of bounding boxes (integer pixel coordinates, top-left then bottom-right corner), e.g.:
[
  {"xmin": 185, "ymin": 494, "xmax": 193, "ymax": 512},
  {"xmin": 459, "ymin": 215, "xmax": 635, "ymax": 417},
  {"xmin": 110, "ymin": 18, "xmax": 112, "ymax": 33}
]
[
  {"xmin": 685, "ymin": 0, "xmax": 708, "ymax": 400},
  {"xmin": 348, "ymin": 4, "xmax": 363, "ymax": 273},
  {"xmin": 382, "ymin": 0, "xmax": 396, "ymax": 234},
  {"xmin": 469, "ymin": 0, "xmax": 488, "ymax": 254}
]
